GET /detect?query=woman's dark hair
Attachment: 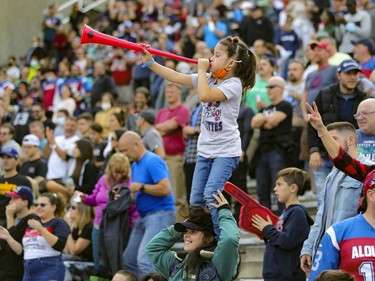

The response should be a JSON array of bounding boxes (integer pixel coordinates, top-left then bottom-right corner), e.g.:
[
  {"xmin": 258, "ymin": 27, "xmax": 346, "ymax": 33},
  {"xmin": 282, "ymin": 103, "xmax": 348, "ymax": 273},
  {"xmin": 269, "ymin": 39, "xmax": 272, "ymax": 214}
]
[
  {"xmin": 39, "ymin": 193, "xmax": 64, "ymax": 217},
  {"xmin": 71, "ymin": 139, "xmax": 95, "ymax": 185},
  {"xmin": 139, "ymin": 272, "xmax": 167, "ymax": 281},
  {"xmin": 180, "ymin": 207, "xmax": 217, "ymax": 275},
  {"xmin": 111, "ymin": 109, "xmax": 126, "ymax": 127},
  {"xmin": 218, "ymin": 36, "xmax": 257, "ymax": 92},
  {"xmin": 114, "ymin": 128, "xmax": 127, "ymax": 140}
]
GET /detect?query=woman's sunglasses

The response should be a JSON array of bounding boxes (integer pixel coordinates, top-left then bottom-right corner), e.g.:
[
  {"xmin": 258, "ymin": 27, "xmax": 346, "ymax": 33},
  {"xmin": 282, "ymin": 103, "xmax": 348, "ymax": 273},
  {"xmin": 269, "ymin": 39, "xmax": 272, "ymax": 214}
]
[{"xmin": 34, "ymin": 203, "xmax": 49, "ymax": 207}]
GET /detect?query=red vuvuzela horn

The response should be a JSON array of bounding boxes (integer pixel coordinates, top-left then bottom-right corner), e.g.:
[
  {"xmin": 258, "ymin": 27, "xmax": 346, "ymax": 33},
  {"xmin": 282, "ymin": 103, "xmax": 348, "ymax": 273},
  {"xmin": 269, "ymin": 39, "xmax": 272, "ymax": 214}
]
[{"xmin": 80, "ymin": 25, "xmax": 198, "ymax": 64}]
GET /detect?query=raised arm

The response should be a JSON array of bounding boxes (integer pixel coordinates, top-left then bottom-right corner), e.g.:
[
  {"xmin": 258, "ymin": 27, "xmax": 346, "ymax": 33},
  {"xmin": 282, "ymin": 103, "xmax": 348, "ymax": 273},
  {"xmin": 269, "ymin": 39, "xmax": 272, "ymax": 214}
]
[
  {"xmin": 306, "ymin": 102, "xmax": 340, "ymax": 158},
  {"xmin": 141, "ymin": 49, "xmax": 193, "ymax": 87}
]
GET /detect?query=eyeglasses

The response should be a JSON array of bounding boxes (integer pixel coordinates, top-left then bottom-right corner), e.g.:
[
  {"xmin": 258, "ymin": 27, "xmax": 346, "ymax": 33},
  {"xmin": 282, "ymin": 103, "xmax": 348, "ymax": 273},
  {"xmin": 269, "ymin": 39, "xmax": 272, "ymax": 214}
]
[
  {"xmin": 353, "ymin": 110, "xmax": 375, "ymax": 119},
  {"xmin": 266, "ymin": 85, "xmax": 281, "ymax": 89},
  {"xmin": 34, "ymin": 203, "xmax": 49, "ymax": 207},
  {"xmin": 31, "ymin": 110, "xmax": 41, "ymax": 114}
]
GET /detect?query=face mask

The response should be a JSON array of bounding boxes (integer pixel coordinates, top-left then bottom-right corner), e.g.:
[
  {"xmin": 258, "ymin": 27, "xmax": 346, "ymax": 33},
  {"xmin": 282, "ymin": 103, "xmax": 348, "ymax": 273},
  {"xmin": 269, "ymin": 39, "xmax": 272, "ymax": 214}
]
[
  {"xmin": 32, "ymin": 42, "xmax": 39, "ymax": 48},
  {"xmin": 101, "ymin": 102, "xmax": 111, "ymax": 111},
  {"xmin": 46, "ymin": 75, "xmax": 54, "ymax": 82},
  {"xmin": 212, "ymin": 66, "xmax": 231, "ymax": 79},
  {"xmin": 30, "ymin": 60, "xmax": 37, "ymax": 67},
  {"xmin": 56, "ymin": 117, "xmax": 65, "ymax": 126}
]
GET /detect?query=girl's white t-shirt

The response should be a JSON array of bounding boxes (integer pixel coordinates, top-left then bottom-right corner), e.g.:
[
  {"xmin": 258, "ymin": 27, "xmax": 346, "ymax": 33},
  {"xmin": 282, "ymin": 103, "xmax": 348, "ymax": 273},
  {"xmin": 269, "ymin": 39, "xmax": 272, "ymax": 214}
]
[{"xmin": 192, "ymin": 74, "xmax": 242, "ymax": 158}]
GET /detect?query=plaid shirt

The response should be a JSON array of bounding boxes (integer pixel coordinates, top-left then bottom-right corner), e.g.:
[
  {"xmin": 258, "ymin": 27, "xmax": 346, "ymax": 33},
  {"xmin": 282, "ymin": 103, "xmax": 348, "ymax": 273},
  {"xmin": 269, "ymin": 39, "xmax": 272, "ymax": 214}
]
[
  {"xmin": 184, "ymin": 106, "xmax": 202, "ymax": 164},
  {"xmin": 333, "ymin": 146, "xmax": 375, "ymax": 183}
]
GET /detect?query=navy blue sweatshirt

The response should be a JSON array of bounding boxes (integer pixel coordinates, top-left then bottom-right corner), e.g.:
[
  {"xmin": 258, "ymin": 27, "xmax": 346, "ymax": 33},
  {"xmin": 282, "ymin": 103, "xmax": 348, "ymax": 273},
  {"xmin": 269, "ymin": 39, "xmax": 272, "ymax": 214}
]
[{"xmin": 262, "ymin": 204, "xmax": 314, "ymax": 281}]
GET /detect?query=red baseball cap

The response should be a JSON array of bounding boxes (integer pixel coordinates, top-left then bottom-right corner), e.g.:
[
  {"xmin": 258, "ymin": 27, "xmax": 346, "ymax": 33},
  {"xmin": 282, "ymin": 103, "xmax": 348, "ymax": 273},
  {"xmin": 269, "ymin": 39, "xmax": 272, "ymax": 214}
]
[
  {"xmin": 309, "ymin": 41, "xmax": 330, "ymax": 52},
  {"xmin": 363, "ymin": 170, "xmax": 375, "ymax": 194}
]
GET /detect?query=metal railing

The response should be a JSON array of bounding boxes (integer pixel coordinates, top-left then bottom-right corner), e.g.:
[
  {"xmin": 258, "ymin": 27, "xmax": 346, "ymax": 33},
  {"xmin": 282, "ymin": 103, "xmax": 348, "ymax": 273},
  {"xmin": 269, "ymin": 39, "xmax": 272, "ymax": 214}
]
[{"xmin": 57, "ymin": 0, "xmax": 107, "ymax": 24}]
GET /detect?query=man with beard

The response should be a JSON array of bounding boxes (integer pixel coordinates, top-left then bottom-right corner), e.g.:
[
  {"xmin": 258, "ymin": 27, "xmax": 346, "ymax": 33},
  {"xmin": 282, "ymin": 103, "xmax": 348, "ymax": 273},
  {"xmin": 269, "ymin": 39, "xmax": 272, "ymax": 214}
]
[{"xmin": 307, "ymin": 59, "xmax": 368, "ymax": 205}]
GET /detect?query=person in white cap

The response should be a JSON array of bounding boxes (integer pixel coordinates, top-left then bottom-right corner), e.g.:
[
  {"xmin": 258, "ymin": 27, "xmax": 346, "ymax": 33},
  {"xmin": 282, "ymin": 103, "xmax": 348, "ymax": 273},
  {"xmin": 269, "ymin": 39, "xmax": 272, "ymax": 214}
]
[{"xmin": 19, "ymin": 134, "xmax": 47, "ymax": 187}]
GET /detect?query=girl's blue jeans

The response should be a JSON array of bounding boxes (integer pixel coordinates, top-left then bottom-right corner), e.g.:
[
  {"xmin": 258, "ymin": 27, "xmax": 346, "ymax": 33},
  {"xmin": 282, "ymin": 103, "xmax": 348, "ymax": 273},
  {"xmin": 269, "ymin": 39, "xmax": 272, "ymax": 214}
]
[{"xmin": 190, "ymin": 155, "xmax": 239, "ymax": 238}]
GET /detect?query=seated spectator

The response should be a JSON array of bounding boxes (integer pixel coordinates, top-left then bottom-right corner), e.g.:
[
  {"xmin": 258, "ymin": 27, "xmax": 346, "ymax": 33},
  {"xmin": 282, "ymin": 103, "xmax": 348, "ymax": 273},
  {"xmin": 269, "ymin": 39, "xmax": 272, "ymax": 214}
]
[
  {"xmin": 0, "ymin": 186, "xmax": 39, "ymax": 281},
  {"xmin": 21, "ymin": 193, "xmax": 70, "ymax": 281},
  {"xmin": 88, "ymin": 123, "xmax": 107, "ymax": 170},
  {"xmin": 19, "ymin": 134, "xmax": 47, "ymax": 187},
  {"xmin": 146, "ymin": 191, "xmax": 239, "ymax": 281},
  {"xmin": 64, "ymin": 202, "xmax": 95, "ymax": 281}
]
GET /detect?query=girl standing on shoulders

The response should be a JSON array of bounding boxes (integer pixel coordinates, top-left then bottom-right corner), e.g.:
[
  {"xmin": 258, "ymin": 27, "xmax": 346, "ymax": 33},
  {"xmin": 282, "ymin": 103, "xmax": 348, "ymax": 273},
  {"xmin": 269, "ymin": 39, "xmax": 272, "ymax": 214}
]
[{"xmin": 140, "ymin": 36, "xmax": 256, "ymax": 237}]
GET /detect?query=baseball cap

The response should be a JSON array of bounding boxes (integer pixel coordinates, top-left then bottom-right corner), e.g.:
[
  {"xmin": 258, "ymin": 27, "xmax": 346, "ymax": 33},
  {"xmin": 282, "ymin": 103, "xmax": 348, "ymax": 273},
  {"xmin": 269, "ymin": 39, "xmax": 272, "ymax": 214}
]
[
  {"xmin": 363, "ymin": 169, "xmax": 375, "ymax": 194},
  {"xmin": 337, "ymin": 59, "xmax": 361, "ymax": 73},
  {"xmin": 22, "ymin": 134, "xmax": 40, "ymax": 147},
  {"xmin": 6, "ymin": 186, "xmax": 34, "ymax": 205},
  {"xmin": 174, "ymin": 218, "xmax": 214, "ymax": 235},
  {"xmin": 351, "ymin": 38, "xmax": 375, "ymax": 54},
  {"xmin": 0, "ymin": 147, "xmax": 19, "ymax": 159},
  {"xmin": 139, "ymin": 109, "xmax": 156, "ymax": 125},
  {"xmin": 309, "ymin": 41, "xmax": 330, "ymax": 52}
]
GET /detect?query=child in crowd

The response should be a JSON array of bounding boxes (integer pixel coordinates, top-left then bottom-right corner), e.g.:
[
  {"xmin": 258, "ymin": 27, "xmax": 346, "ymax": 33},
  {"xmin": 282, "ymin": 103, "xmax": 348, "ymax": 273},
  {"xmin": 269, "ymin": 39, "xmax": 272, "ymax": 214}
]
[
  {"xmin": 146, "ymin": 190, "xmax": 239, "ymax": 281},
  {"xmin": 88, "ymin": 122, "xmax": 107, "ymax": 170},
  {"xmin": 140, "ymin": 35, "xmax": 256, "ymax": 237},
  {"xmin": 252, "ymin": 167, "xmax": 314, "ymax": 281}
]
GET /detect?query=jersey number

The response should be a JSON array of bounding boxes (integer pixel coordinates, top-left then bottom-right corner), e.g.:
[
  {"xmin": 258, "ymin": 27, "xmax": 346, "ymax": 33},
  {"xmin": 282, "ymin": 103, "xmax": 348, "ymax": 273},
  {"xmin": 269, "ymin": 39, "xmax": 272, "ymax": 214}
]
[{"xmin": 359, "ymin": 262, "xmax": 374, "ymax": 281}]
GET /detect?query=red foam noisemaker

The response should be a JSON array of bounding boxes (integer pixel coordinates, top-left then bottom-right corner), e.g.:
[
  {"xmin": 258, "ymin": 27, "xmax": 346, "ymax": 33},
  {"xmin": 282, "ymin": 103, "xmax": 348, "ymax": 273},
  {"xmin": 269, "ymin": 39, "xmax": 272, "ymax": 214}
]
[
  {"xmin": 80, "ymin": 25, "xmax": 198, "ymax": 64},
  {"xmin": 224, "ymin": 182, "xmax": 279, "ymax": 239}
]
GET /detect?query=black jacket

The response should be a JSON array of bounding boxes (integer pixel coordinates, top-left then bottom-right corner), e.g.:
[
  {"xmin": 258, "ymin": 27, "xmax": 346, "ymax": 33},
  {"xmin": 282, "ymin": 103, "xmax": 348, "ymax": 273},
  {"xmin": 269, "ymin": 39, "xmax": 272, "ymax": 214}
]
[
  {"xmin": 99, "ymin": 187, "xmax": 132, "ymax": 275},
  {"xmin": 307, "ymin": 83, "xmax": 367, "ymax": 156}
]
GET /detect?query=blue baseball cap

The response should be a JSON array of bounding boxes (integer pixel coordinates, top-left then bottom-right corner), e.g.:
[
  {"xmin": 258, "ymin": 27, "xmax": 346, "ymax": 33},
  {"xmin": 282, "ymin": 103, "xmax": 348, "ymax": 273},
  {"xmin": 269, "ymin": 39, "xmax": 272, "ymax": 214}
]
[
  {"xmin": 6, "ymin": 186, "xmax": 34, "ymax": 205},
  {"xmin": 0, "ymin": 147, "xmax": 19, "ymax": 159},
  {"xmin": 337, "ymin": 59, "xmax": 361, "ymax": 73},
  {"xmin": 351, "ymin": 38, "xmax": 375, "ymax": 54}
]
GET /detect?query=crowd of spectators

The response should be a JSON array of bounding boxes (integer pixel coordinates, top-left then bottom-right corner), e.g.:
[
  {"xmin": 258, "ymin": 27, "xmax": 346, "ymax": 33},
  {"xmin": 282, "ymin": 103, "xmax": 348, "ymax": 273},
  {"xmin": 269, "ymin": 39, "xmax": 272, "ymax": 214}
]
[{"xmin": 1, "ymin": 0, "xmax": 375, "ymax": 280}]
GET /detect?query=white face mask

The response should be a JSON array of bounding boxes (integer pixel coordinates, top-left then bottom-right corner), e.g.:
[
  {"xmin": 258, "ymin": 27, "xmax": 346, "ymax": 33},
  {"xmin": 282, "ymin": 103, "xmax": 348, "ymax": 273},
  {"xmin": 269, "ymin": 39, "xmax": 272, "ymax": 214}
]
[
  {"xmin": 56, "ymin": 117, "xmax": 65, "ymax": 126},
  {"xmin": 101, "ymin": 102, "xmax": 111, "ymax": 111},
  {"xmin": 30, "ymin": 60, "xmax": 38, "ymax": 67}
]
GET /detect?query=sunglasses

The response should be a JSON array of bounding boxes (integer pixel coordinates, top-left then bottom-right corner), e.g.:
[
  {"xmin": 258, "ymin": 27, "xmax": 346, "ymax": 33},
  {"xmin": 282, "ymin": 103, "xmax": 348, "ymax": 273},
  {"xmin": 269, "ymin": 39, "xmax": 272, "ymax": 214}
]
[
  {"xmin": 34, "ymin": 203, "xmax": 49, "ymax": 207},
  {"xmin": 266, "ymin": 85, "xmax": 281, "ymax": 89}
]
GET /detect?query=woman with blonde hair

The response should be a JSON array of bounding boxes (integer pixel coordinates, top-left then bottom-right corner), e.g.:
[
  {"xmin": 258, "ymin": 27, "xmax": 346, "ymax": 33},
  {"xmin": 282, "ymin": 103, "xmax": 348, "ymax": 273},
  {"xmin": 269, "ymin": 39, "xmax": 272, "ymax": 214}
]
[
  {"xmin": 80, "ymin": 153, "xmax": 135, "ymax": 273},
  {"xmin": 64, "ymin": 202, "xmax": 94, "ymax": 280}
]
